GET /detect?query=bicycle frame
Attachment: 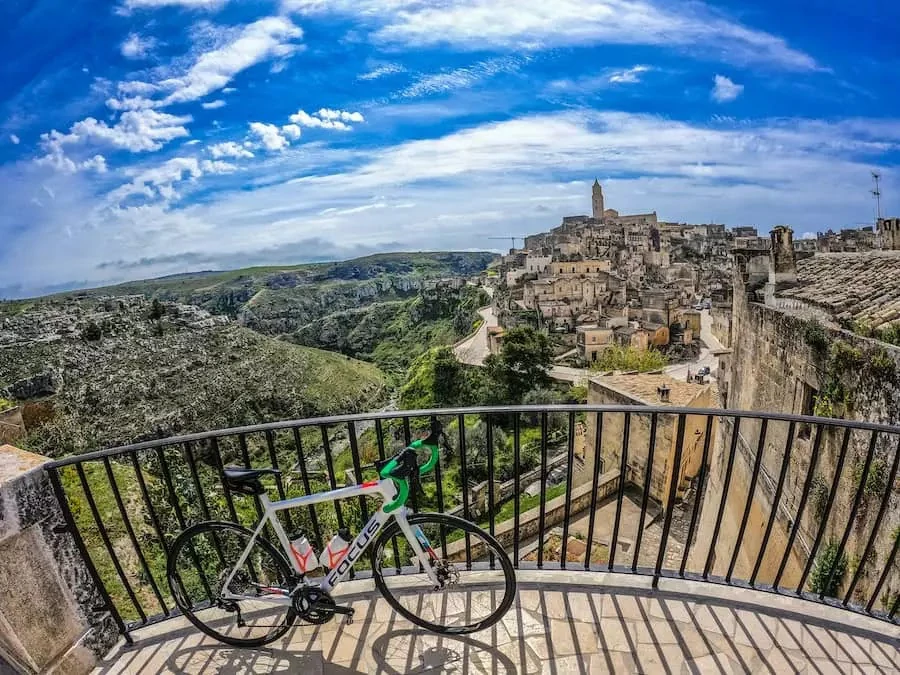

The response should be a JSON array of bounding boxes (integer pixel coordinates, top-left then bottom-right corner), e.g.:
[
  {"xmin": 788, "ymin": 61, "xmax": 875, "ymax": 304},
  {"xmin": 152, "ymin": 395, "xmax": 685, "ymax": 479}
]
[{"xmin": 220, "ymin": 478, "xmax": 440, "ymax": 605}]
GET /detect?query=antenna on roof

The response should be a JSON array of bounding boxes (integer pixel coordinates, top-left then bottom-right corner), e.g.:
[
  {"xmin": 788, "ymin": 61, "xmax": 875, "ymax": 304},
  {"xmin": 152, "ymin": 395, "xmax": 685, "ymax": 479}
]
[{"xmin": 872, "ymin": 171, "xmax": 882, "ymax": 224}]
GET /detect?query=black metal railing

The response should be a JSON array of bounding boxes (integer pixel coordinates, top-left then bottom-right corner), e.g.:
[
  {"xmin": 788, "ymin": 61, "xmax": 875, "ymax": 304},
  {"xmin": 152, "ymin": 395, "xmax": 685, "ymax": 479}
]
[{"xmin": 44, "ymin": 405, "xmax": 900, "ymax": 640}]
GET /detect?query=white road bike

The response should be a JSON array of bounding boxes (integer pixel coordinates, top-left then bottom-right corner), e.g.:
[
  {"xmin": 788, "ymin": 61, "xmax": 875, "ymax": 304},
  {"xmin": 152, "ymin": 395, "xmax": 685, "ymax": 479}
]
[{"xmin": 166, "ymin": 422, "xmax": 517, "ymax": 647}]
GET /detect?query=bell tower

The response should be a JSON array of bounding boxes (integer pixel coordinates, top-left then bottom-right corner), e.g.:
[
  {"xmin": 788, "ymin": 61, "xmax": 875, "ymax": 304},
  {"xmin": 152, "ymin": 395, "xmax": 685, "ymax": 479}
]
[{"xmin": 592, "ymin": 178, "xmax": 604, "ymax": 219}]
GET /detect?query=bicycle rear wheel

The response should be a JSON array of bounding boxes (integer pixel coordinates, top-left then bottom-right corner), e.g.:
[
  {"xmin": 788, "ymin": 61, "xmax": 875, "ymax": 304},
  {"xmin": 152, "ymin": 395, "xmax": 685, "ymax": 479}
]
[
  {"xmin": 167, "ymin": 521, "xmax": 296, "ymax": 647},
  {"xmin": 371, "ymin": 512, "xmax": 516, "ymax": 634}
]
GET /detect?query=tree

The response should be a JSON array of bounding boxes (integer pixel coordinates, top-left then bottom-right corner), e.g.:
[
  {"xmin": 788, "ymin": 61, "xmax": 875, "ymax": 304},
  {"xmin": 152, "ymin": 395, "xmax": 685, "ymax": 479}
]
[
  {"xmin": 484, "ymin": 326, "xmax": 553, "ymax": 403},
  {"xmin": 399, "ymin": 347, "xmax": 466, "ymax": 409},
  {"xmin": 148, "ymin": 298, "xmax": 165, "ymax": 321}
]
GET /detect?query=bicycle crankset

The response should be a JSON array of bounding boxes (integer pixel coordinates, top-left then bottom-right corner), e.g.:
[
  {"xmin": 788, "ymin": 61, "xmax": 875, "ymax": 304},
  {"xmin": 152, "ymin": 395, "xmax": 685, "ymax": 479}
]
[{"xmin": 292, "ymin": 587, "xmax": 355, "ymax": 625}]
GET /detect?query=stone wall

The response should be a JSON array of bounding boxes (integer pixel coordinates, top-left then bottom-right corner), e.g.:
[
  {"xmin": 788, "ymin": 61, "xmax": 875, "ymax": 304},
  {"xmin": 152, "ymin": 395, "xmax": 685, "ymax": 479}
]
[
  {"xmin": 699, "ymin": 283, "xmax": 900, "ymax": 607},
  {"xmin": 710, "ymin": 307, "xmax": 732, "ymax": 348},
  {"xmin": 0, "ymin": 445, "xmax": 118, "ymax": 674}
]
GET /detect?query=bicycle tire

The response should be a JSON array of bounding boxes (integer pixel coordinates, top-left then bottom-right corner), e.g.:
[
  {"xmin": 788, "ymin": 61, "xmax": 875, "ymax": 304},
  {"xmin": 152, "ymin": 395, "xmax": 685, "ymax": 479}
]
[
  {"xmin": 167, "ymin": 520, "xmax": 296, "ymax": 647},
  {"xmin": 371, "ymin": 512, "xmax": 516, "ymax": 634}
]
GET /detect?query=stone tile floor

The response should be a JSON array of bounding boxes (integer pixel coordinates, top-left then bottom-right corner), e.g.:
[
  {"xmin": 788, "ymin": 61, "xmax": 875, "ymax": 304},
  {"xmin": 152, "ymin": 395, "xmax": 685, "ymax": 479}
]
[{"xmin": 96, "ymin": 572, "xmax": 900, "ymax": 674}]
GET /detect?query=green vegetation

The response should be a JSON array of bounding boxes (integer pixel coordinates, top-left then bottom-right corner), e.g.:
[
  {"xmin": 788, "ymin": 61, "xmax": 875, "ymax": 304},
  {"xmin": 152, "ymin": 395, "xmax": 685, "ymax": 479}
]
[
  {"xmin": 808, "ymin": 540, "xmax": 848, "ymax": 597},
  {"xmin": 0, "ymin": 397, "xmax": 15, "ymax": 412},
  {"xmin": 852, "ymin": 457, "xmax": 888, "ymax": 498},
  {"xmin": 803, "ymin": 319, "xmax": 829, "ymax": 352},
  {"xmin": 810, "ymin": 475, "xmax": 830, "ymax": 520},
  {"xmin": 483, "ymin": 327, "xmax": 554, "ymax": 403},
  {"xmin": 589, "ymin": 345, "xmax": 669, "ymax": 373},
  {"xmin": 400, "ymin": 347, "xmax": 474, "ymax": 409},
  {"xmin": 291, "ymin": 284, "xmax": 488, "ymax": 373}
]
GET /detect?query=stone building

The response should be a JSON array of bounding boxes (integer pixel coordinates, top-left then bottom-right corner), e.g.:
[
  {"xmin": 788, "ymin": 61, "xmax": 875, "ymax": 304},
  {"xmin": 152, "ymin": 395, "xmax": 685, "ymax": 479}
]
[
  {"xmin": 877, "ymin": 217, "xmax": 900, "ymax": 251},
  {"xmin": 576, "ymin": 325, "xmax": 614, "ymax": 362},
  {"xmin": 696, "ymin": 228, "xmax": 900, "ymax": 605},
  {"xmin": 583, "ymin": 374, "xmax": 716, "ymax": 507},
  {"xmin": 592, "ymin": 178, "xmax": 604, "ymax": 219}
]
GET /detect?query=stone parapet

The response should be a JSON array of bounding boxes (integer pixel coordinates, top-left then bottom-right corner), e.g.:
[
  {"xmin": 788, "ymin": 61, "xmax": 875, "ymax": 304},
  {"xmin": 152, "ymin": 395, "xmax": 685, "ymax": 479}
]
[{"xmin": 0, "ymin": 445, "xmax": 118, "ymax": 674}]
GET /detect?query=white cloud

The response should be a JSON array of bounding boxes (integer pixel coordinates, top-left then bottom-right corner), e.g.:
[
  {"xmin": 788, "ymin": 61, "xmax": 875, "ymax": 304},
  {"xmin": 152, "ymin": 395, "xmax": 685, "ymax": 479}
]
[
  {"xmin": 358, "ymin": 63, "xmax": 405, "ymax": 80},
  {"xmin": 35, "ymin": 150, "xmax": 109, "ymax": 174},
  {"xmin": 201, "ymin": 99, "xmax": 226, "ymax": 109},
  {"xmin": 712, "ymin": 75, "xmax": 744, "ymax": 103},
  {"xmin": 200, "ymin": 159, "xmax": 237, "ymax": 173},
  {"xmin": 121, "ymin": 33, "xmax": 157, "ymax": 59},
  {"xmin": 288, "ymin": 108, "xmax": 364, "ymax": 130},
  {"xmin": 222, "ymin": 87, "xmax": 237, "ymax": 93},
  {"xmin": 284, "ymin": 0, "xmax": 818, "ymax": 70},
  {"xmin": 81, "ymin": 155, "xmax": 109, "ymax": 173},
  {"xmin": 9, "ymin": 134, "xmax": 20, "ymax": 145},
  {"xmin": 12, "ymin": 110, "xmax": 900, "ymax": 296},
  {"xmin": 108, "ymin": 17, "xmax": 302, "ymax": 110},
  {"xmin": 281, "ymin": 124, "xmax": 302, "ymax": 140},
  {"xmin": 108, "ymin": 157, "xmax": 204, "ymax": 204},
  {"xmin": 41, "ymin": 110, "xmax": 192, "ymax": 153},
  {"xmin": 208, "ymin": 141, "xmax": 254, "ymax": 159},
  {"xmin": 608, "ymin": 65, "xmax": 650, "ymax": 84},
  {"xmin": 399, "ymin": 56, "xmax": 524, "ymax": 98},
  {"xmin": 249, "ymin": 122, "xmax": 290, "ymax": 151}
]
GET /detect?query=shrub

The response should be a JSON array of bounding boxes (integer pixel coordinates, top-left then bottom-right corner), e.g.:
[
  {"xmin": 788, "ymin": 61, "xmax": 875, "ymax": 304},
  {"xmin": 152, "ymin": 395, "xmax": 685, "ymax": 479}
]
[
  {"xmin": 81, "ymin": 320, "xmax": 102, "ymax": 341},
  {"xmin": 0, "ymin": 397, "xmax": 15, "ymax": 413},
  {"xmin": 810, "ymin": 474, "xmax": 829, "ymax": 520},
  {"xmin": 808, "ymin": 540, "xmax": 847, "ymax": 597},
  {"xmin": 803, "ymin": 320, "xmax": 828, "ymax": 353},
  {"xmin": 853, "ymin": 457, "xmax": 888, "ymax": 498},
  {"xmin": 590, "ymin": 345, "xmax": 668, "ymax": 373}
]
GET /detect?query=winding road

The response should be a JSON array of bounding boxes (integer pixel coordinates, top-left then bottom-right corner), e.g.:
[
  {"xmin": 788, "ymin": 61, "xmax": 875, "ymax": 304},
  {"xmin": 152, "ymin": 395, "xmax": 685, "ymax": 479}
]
[{"xmin": 454, "ymin": 302, "xmax": 726, "ymax": 386}]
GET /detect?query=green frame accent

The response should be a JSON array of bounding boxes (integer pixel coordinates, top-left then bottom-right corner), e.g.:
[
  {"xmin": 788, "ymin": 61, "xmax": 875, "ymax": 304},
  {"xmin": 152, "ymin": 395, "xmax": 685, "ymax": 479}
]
[{"xmin": 378, "ymin": 439, "xmax": 440, "ymax": 513}]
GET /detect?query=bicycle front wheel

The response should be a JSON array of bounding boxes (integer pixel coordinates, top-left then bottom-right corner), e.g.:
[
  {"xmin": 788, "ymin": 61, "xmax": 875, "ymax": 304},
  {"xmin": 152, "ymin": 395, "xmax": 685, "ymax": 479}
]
[
  {"xmin": 371, "ymin": 512, "xmax": 516, "ymax": 634},
  {"xmin": 167, "ymin": 521, "xmax": 296, "ymax": 647}
]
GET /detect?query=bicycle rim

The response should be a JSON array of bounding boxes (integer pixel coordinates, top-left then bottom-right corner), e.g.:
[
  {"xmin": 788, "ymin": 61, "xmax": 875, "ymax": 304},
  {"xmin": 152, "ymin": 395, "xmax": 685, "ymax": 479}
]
[
  {"xmin": 371, "ymin": 512, "xmax": 516, "ymax": 634},
  {"xmin": 167, "ymin": 521, "xmax": 296, "ymax": 647}
]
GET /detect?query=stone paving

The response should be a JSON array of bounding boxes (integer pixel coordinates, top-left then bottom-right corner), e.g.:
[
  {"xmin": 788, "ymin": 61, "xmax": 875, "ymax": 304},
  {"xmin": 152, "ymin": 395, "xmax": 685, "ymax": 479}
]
[{"xmin": 95, "ymin": 572, "xmax": 900, "ymax": 674}]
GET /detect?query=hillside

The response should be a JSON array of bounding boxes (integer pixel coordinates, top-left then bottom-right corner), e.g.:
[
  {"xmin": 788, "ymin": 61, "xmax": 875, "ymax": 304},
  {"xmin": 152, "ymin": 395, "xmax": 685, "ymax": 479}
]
[
  {"xmin": 0, "ymin": 296, "xmax": 386, "ymax": 456},
  {"xmin": 34, "ymin": 252, "xmax": 497, "ymax": 335},
  {"xmin": 289, "ymin": 282, "xmax": 489, "ymax": 372}
]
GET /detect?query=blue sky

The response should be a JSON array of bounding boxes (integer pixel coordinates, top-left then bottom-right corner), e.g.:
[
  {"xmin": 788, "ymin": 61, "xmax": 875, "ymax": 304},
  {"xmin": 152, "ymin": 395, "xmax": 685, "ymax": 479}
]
[{"xmin": 2, "ymin": 0, "xmax": 899, "ymax": 297}]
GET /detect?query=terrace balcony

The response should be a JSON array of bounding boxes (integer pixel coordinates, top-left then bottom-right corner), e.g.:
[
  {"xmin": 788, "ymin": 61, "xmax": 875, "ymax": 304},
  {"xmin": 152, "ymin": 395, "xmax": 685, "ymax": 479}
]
[{"xmin": 1, "ymin": 406, "xmax": 898, "ymax": 673}]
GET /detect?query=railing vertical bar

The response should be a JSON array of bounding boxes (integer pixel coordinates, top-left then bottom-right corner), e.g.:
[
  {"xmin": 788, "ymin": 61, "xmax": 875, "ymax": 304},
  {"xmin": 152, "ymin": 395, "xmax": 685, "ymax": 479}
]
[
  {"xmin": 845, "ymin": 436, "xmax": 900, "ymax": 606},
  {"xmin": 679, "ymin": 415, "xmax": 714, "ymax": 577},
  {"xmin": 750, "ymin": 421, "xmax": 795, "ymax": 586},
  {"xmin": 559, "ymin": 412, "xmax": 577, "ymax": 570},
  {"xmin": 608, "ymin": 411, "xmax": 631, "ymax": 571},
  {"xmin": 129, "ymin": 452, "xmax": 171, "ymax": 557},
  {"xmin": 797, "ymin": 426, "xmax": 851, "ymax": 594},
  {"xmin": 537, "ymin": 412, "xmax": 549, "ymax": 569},
  {"xmin": 47, "ymin": 468, "xmax": 132, "ymax": 643},
  {"xmin": 632, "ymin": 412, "xmax": 658, "ymax": 572},
  {"xmin": 182, "ymin": 442, "xmax": 213, "ymax": 522},
  {"xmin": 155, "ymin": 446, "xmax": 216, "ymax": 598},
  {"xmin": 727, "ymin": 418, "xmax": 768, "ymax": 582},
  {"xmin": 76, "ymin": 463, "xmax": 147, "ymax": 623},
  {"xmin": 824, "ymin": 431, "xmax": 878, "ymax": 600},
  {"xmin": 584, "ymin": 412, "xmax": 604, "ymax": 571},
  {"xmin": 265, "ymin": 430, "xmax": 295, "ymax": 533},
  {"xmin": 291, "ymin": 428, "xmax": 323, "ymax": 550},
  {"xmin": 238, "ymin": 434, "xmax": 266, "ymax": 524},
  {"xmin": 102, "ymin": 457, "xmax": 168, "ymax": 616},
  {"xmin": 402, "ymin": 417, "xmax": 419, "ymax": 513},
  {"xmin": 868, "ymin": 527, "xmax": 900, "ymax": 613},
  {"xmin": 373, "ymin": 419, "xmax": 401, "ymax": 573},
  {"xmin": 513, "ymin": 413, "xmax": 521, "ymax": 568},
  {"xmin": 347, "ymin": 421, "xmax": 370, "ymax": 523},
  {"xmin": 653, "ymin": 413, "xmax": 686, "ymax": 587},
  {"xmin": 320, "ymin": 425, "xmax": 346, "ymax": 531},
  {"xmin": 209, "ymin": 437, "xmax": 239, "ymax": 523},
  {"xmin": 429, "ymin": 415, "xmax": 449, "ymax": 558},
  {"xmin": 457, "ymin": 413, "xmax": 473, "ymax": 569},
  {"xmin": 890, "ymin": 592, "xmax": 899, "ymax": 619},
  {"xmin": 486, "ymin": 414, "xmax": 496, "ymax": 570},
  {"xmin": 774, "ymin": 423, "xmax": 825, "ymax": 591},
  {"xmin": 703, "ymin": 416, "xmax": 741, "ymax": 580}
]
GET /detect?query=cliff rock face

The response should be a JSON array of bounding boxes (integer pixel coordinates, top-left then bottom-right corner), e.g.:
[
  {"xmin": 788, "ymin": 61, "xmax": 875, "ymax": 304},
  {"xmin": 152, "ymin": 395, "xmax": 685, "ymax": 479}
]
[{"xmin": 0, "ymin": 297, "xmax": 386, "ymax": 456}]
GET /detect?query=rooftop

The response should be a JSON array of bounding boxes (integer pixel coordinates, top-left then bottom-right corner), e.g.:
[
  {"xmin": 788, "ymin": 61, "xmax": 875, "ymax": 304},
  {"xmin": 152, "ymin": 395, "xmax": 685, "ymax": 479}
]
[
  {"xmin": 590, "ymin": 373, "xmax": 708, "ymax": 407},
  {"xmin": 97, "ymin": 572, "xmax": 900, "ymax": 674},
  {"xmin": 780, "ymin": 251, "xmax": 900, "ymax": 328}
]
